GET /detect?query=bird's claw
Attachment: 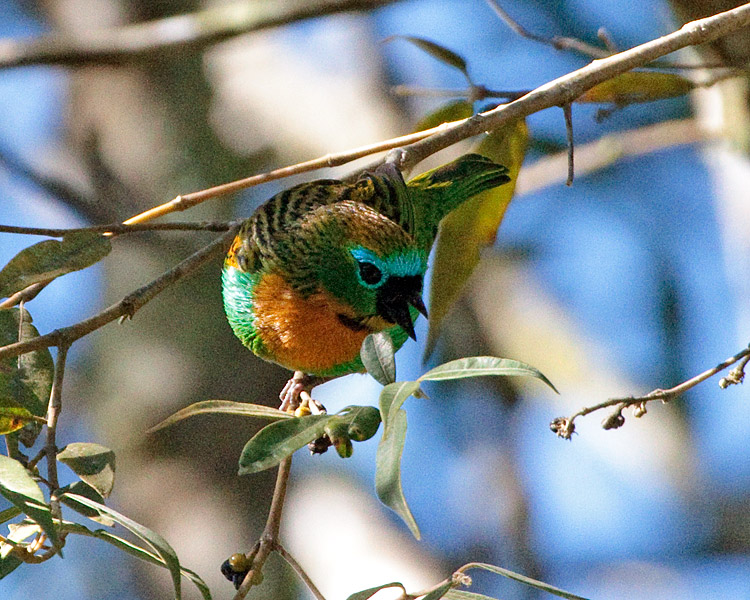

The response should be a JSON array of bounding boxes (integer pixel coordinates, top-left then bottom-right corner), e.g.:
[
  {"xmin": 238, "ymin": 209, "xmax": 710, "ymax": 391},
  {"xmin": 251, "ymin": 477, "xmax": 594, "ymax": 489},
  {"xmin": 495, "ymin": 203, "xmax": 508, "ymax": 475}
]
[{"xmin": 279, "ymin": 371, "xmax": 327, "ymax": 414}]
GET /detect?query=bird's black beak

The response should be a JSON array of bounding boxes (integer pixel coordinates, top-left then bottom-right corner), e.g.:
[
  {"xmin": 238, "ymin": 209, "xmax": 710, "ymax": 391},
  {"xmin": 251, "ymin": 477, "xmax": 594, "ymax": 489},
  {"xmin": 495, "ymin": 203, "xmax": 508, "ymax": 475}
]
[{"xmin": 376, "ymin": 276, "xmax": 428, "ymax": 341}]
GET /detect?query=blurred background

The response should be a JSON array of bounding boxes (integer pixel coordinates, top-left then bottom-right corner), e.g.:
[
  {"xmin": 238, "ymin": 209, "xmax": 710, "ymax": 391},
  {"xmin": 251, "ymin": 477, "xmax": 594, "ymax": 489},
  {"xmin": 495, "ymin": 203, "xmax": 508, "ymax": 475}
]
[{"xmin": 1, "ymin": 0, "xmax": 749, "ymax": 599}]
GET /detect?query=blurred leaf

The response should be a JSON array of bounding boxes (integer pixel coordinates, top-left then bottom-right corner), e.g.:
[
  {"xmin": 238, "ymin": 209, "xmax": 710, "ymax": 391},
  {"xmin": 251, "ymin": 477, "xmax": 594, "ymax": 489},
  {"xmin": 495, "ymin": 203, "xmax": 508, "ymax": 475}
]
[
  {"xmin": 445, "ymin": 590, "xmax": 497, "ymax": 600},
  {"xmin": 64, "ymin": 521, "xmax": 211, "ymax": 600},
  {"xmin": 57, "ymin": 442, "xmax": 116, "ymax": 498},
  {"xmin": 0, "ymin": 402, "xmax": 34, "ymax": 436},
  {"xmin": 414, "ymin": 100, "xmax": 473, "ymax": 133},
  {"xmin": 0, "ymin": 455, "xmax": 59, "ymax": 548},
  {"xmin": 64, "ymin": 493, "xmax": 183, "ymax": 600},
  {"xmin": 0, "ymin": 308, "xmax": 53, "ymax": 446},
  {"xmin": 425, "ymin": 119, "xmax": 528, "ymax": 357},
  {"xmin": 346, "ymin": 582, "xmax": 406, "ymax": 600},
  {"xmin": 422, "ymin": 581, "xmax": 454, "ymax": 600},
  {"xmin": 0, "ymin": 232, "xmax": 111, "ymax": 299},
  {"xmin": 0, "ymin": 506, "xmax": 21, "ymax": 525},
  {"xmin": 59, "ymin": 481, "xmax": 114, "ymax": 526},
  {"xmin": 0, "ymin": 521, "xmax": 39, "ymax": 578},
  {"xmin": 238, "ymin": 414, "xmax": 329, "ymax": 475},
  {"xmin": 577, "ymin": 72, "xmax": 693, "ymax": 105},
  {"xmin": 385, "ymin": 36, "xmax": 470, "ymax": 82},
  {"xmin": 361, "ymin": 332, "xmax": 397, "ymax": 385},
  {"xmin": 462, "ymin": 563, "xmax": 590, "ymax": 600},
  {"xmin": 148, "ymin": 400, "xmax": 290, "ymax": 434},
  {"xmin": 419, "ymin": 356, "xmax": 557, "ymax": 393},
  {"xmin": 378, "ymin": 381, "xmax": 422, "ymax": 430}
]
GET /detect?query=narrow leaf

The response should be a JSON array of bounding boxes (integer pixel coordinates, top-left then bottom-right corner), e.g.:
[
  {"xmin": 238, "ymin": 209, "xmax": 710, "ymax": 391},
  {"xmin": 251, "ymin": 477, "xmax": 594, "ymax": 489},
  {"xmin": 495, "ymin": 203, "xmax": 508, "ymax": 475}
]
[
  {"xmin": 445, "ymin": 590, "xmax": 497, "ymax": 600},
  {"xmin": 0, "ymin": 403, "xmax": 35, "ymax": 435},
  {"xmin": 0, "ymin": 455, "xmax": 59, "ymax": 548},
  {"xmin": 63, "ymin": 493, "xmax": 183, "ymax": 600},
  {"xmin": 463, "ymin": 563, "xmax": 590, "ymax": 600},
  {"xmin": 238, "ymin": 414, "xmax": 329, "ymax": 475},
  {"xmin": 0, "ymin": 231, "xmax": 111, "ymax": 298},
  {"xmin": 379, "ymin": 381, "xmax": 421, "ymax": 432},
  {"xmin": 375, "ymin": 407, "xmax": 420, "ymax": 539},
  {"xmin": 0, "ymin": 307, "xmax": 53, "ymax": 445},
  {"xmin": 419, "ymin": 356, "xmax": 557, "ymax": 393},
  {"xmin": 422, "ymin": 581, "xmax": 454, "ymax": 600},
  {"xmin": 58, "ymin": 442, "xmax": 116, "ymax": 498},
  {"xmin": 425, "ymin": 119, "xmax": 528, "ymax": 357},
  {"xmin": 59, "ymin": 481, "xmax": 114, "ymax": 526},
  {"xmin": 0, "ymin": 506, "xmax": 21, "ymax": 525},
  {"xmin": 577, "ymin": 72, "xmax": 693, "ymax": 105},
  {"xmin": 385, "ymin": 36, "xmax": 470, "ymax": 82},
  {"xmin": 148, "ymin": 400, "xmax": 290, "ymax": 434},
  {"xmin": 346, "ymin": 582, "xmax": 406, "ymax": 600},
  {"xmin": 361, "ymin": 332, "xmax": 397, "ymax": 386},
  {"xmin": 63, "ymin": 522, "xmax": 211, "ymax": 600}
]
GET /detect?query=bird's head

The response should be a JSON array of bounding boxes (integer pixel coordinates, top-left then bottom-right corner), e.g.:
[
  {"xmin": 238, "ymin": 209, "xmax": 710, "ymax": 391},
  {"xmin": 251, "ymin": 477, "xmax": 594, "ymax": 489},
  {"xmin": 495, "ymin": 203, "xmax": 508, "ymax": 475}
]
[{"xmin": 279, "ymin": 202, "xmax": 428, "ymax": 339}]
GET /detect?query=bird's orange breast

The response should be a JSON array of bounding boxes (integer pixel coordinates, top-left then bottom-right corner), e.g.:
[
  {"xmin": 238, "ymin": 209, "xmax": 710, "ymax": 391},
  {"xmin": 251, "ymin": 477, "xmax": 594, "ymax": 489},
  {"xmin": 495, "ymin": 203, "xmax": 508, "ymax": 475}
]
[{"xmin": 252, "ymin": 272, "xmax": 373, "ymax": 374}]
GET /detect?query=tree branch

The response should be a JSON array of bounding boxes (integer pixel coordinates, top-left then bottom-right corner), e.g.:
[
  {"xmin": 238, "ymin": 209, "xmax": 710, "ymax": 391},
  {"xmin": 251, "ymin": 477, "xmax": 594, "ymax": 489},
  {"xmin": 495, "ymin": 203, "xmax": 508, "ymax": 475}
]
[
  {"xmin": 0, "ymin": 227, "xmax": 238, "ymax": 360},
  {"xmin": 233, "ymin": 457, "xmax": 293, "ymax": 600},
  {"xmin": 551, "ymin": 344, "xmax": 750, "ymax": 439},
  {"xmin": 276, "ymin": 543, "xmax": 328, "ymax": 600},
  {"xmin": 0, "ymin": 0, "xmax": 399, "ymax": 70},
  {"xmin": 0, "ymin": 221, "xmax": 234, "ymax": 237}
]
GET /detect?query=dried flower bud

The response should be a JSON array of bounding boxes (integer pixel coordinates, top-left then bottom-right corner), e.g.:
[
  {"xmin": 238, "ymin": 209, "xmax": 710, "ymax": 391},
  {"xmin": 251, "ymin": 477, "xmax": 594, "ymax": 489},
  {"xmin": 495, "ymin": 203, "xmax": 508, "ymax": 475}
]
[
  {"xmin": 550, "ymin": 417, "xmax": 575, "ymax": 440},
  {"xmin": 633, "ymin": 402, "xmax": 647, "ymax": 418},
  {"xmin": 602, "ymin": 410, "xmax": 625, "ymax": 430}
]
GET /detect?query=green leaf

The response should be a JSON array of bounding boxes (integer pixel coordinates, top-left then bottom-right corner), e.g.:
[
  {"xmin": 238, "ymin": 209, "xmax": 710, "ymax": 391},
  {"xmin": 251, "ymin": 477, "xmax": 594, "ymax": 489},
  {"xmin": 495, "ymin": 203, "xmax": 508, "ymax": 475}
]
[
  {"xmin": 63, "ymin": 521, "xmax": 211, "ymax": 600},
  {"xmin": 425, "ymin": 118, "xmax": 528, "ymax": 357},
  {"xmin": 361, "ymin": 332, "xmax": 397, "ymax": 386},
  {"xmin": 341, "ymin": 405, "xmax": 381, "ymax": 442},
  {"xmin": 0, "ymin": 506, "xmax": 21, "ymax": 525},
  {"xmin": 0, "ymin": 455, "xmax": 59, "ymax": 548},
  {"xmin": 148, "ymin": 400, "xmax": 290, "ymax": 434},
  {"xmin": 59, "ymin": 481, "xmax": 114, "ymax": 526},
  {"xmin": 419, "ymin": 356, "xmax": 557, "ymax": 393},
  {"xmin": 462, "ymin": 563, "xmax": 590, "ymax": 600},
  {"xmin": 422, "ymin": 581, "xmax": 454, "ymax": 600},
  {"xmin": 577, "ymin": 71, "xmax": 693, "ymax": 105},
  {"xmin": 444, "ymin": 590, "xmax": 497, "ymax": 600},
  {"xmin": 63, "ymin": 494, "xmax": 183, "ymax": 599},
  {"xmin": 378, "ymin": 381, "xmax": 421, "ymax": 431},
  {"xmin": 238, "ymin": 414, "xmax": 329, "ymax": 475},
  {"xmin": 0, "ymin": 231, "xmax": 111, "ymax": 299},
  {"xmin": 57, "ymin": 442, "xmax": 116, "ymax": 498},
  {"xmin": 414, "ymin": 101, "xmax": 473, "ymax": 134},
  {"xmin": 385, "ymin": 36, "xmax": 471, "ymax": 83},
  {"xmin": 0, "ymin": 403, "xmax": 35, "ymax": 436},
  {"xmin": 346, "ymin": 582, "xmax": 406, "ymax": 600},
  {"xmin": 375, "ymin": 409, "xmax": 418, "ymax": 538},
  {"xmin": 0, "ymin": 521, "xmax": 39, "ymax": 578},
  {"xmin": 0, "ymin": 307, "xmax": 53, "ymax": 446}
]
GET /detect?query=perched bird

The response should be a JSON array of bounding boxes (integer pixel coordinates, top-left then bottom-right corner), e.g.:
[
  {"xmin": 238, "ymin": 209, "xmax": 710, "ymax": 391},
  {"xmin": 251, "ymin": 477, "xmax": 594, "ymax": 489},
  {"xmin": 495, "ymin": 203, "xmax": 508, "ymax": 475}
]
[{"xmin": 222, "ymin": 153, "xmax": 510, "ymax": 391}]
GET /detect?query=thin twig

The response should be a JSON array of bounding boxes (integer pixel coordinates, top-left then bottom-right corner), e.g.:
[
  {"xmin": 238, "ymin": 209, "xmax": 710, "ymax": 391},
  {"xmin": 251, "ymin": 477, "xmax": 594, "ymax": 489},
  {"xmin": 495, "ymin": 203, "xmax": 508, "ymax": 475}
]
[
  {"xmin": 551, "ymin": 344, "xmax": 750, "ymax": 439},
  {"xmin": 0, "ymin": 0, "xmax": 399, "ymax": 70},
  {"xmin": 562, "ymin": 104, "xmax": 574, "ymax": 186},
  {"xmin": 276, "ymin": 543, "xmax": 328, "ymax": 600},
  {"xmin": 120, "ymin": 2, "xmax": 750, "ymax": 223},
  {"xmin": 484, "ymin": 0, "xmax": 738, "ymax": 71},
  {"xmin": 0, "ymin": 221, "xmax": 234, "ymax": 237},
  {"xmin": 233, "ymin": 457, "xmax": 293, "ymax": 600},
  {"xmin": 0, "ymin": 228, "xmax": 238, "ymax": 361}
]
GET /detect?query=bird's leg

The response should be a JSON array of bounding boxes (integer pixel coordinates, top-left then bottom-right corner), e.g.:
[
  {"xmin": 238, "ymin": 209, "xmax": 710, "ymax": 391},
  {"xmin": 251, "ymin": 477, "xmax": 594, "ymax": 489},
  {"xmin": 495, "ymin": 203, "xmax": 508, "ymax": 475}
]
[{"xmin": 279, "ymin": 371, "xmax": 329, "ymax": 414}]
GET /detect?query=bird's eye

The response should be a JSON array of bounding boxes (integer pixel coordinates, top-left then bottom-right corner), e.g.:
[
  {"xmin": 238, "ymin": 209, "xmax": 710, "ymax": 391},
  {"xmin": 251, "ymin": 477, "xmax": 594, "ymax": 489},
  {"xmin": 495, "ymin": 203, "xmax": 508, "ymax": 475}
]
[{"xmin": 357, "ymin": 261, "xmax": 383, "ymax": 287}]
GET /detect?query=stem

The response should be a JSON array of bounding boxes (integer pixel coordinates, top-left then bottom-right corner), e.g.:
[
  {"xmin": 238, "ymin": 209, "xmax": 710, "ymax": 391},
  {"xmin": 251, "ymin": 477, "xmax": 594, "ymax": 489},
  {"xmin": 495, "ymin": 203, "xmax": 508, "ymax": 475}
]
[
  {"xmin": 45, "ymin": 343, "xmax": 68, "ymax": 493},
  {"xmin": 0, "ymin": 227, "xmax": 238, "ymax": 361},
  {"xmin": 276, "ymin": 543, "xmax": 328, "ymax": 600},
  {"xmin": 0, "ymin": 221, "xmax": 234, "ymax": 236},
  {"xmin": 232, "ymin": 457, "xmax": 293, "ymax": 600}
]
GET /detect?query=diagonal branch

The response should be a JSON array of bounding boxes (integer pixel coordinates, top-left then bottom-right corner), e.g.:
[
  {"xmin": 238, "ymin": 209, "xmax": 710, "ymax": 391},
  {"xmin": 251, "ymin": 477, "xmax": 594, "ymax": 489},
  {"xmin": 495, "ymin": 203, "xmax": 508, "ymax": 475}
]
[
  {"xmin": 0, "ymin": 227, "xmax": 238, "ymax": 360},
  {"xmin": 0, "ymin": 0, "xmax": 399, "ymax": 70}
]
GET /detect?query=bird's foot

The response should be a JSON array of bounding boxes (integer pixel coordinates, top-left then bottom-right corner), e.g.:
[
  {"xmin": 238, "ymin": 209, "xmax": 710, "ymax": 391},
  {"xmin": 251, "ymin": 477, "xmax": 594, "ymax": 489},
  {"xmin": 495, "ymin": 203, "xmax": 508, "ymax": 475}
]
[{"xmin": 279, "ymin": 371, "xmax": 327, "ymax": 415}]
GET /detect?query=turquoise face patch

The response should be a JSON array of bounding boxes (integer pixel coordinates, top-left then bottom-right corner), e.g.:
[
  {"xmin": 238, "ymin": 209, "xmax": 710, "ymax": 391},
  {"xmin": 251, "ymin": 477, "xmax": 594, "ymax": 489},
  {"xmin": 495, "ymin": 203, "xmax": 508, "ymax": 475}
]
[{"xmin": 349, "ymin": 246, "xmax": 427, "ymax": 289}]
